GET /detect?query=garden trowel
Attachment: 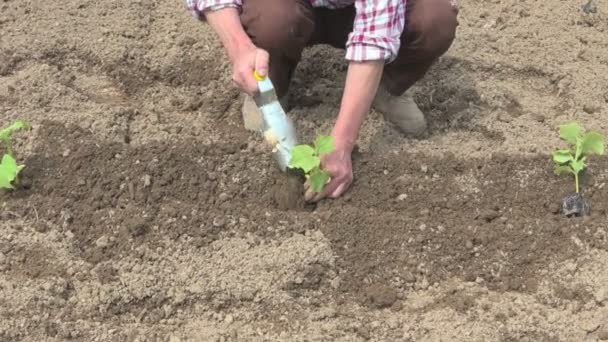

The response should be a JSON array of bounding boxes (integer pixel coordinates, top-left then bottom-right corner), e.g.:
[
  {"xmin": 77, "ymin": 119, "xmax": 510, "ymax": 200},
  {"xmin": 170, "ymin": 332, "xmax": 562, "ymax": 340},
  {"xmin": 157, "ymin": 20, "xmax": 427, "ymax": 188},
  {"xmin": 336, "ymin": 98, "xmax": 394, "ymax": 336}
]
[{"xmin": 253, "ymin": 71, "xmax": 298, "ymax": 172}]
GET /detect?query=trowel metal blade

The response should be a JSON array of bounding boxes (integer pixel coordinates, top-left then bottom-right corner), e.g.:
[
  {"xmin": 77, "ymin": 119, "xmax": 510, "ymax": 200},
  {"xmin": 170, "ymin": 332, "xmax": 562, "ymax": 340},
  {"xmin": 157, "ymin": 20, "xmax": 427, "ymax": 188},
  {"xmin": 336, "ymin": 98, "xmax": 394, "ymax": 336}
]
[{"xmin": 255, "ymin": 76, "xmax": 298, "ymax": 172}]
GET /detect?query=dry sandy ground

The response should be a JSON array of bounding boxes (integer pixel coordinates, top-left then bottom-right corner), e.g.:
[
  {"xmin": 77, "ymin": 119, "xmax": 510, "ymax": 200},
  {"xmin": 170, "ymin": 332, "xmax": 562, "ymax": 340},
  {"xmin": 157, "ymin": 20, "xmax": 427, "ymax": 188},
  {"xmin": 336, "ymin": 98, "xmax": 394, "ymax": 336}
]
[{"xmin": 1, "ymin": 0, "xmax": 608, "ymax": 341}]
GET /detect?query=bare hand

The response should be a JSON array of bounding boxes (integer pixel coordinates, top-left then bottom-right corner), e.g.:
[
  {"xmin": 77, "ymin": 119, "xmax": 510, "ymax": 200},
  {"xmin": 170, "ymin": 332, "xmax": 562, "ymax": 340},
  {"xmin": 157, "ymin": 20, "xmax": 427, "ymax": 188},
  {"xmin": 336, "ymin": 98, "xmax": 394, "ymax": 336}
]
[
  {"xmin": 231, "ymin": 46, "xmax": 269, "ymax": 96},
  {"xmin": 304, "ymin": 147, "xmax": 353, "ymax": 202}
]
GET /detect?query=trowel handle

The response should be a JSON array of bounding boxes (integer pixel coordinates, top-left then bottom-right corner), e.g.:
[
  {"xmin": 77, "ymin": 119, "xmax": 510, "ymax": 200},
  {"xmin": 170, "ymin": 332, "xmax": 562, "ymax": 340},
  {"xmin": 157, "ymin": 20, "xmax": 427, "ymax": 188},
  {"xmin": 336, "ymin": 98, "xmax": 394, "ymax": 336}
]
[{"xmin": 254, "ymin": 70, "xmax": 266, "ymax": 82}]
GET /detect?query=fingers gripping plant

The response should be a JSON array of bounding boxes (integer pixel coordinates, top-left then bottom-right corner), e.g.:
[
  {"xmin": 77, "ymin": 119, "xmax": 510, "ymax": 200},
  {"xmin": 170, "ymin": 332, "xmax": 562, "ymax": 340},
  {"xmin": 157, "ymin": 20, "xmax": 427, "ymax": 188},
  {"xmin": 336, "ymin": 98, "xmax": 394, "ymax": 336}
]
[
  {"xmin": 552, "ymin": 122, "xmax": 605, "ymax": 193},
  {"xmin": 289, "ymin": 135, "xmax": 335, "ymax": 193},
  {"xmin": 0, "ymin": 120, "xmax": 31, "ymax": 189}
]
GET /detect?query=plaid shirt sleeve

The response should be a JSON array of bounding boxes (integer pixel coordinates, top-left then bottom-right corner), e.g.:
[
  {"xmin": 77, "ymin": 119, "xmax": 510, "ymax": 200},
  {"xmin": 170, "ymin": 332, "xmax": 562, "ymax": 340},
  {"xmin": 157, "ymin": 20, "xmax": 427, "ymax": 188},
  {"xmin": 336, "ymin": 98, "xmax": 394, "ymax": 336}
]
[
  {"xmin": 186, "ymin": 0, "xmax": 242, "ymax": 20},
  {"xmin": 345, "ymin": 0, "xmax": 407, "ymax": 63}
]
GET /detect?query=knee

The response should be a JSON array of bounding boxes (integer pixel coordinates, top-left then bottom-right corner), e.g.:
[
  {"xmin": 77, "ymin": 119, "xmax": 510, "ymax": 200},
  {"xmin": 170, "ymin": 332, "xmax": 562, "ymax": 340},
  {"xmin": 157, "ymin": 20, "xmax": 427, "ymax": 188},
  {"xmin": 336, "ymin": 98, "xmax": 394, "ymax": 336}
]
[
  {"xmin": 241, "ymin": 0, "xmax": 314, "ymax": 51},
  {"xmin": 409, "ymin": 0, "xmax": 458, "ymax": 55}
]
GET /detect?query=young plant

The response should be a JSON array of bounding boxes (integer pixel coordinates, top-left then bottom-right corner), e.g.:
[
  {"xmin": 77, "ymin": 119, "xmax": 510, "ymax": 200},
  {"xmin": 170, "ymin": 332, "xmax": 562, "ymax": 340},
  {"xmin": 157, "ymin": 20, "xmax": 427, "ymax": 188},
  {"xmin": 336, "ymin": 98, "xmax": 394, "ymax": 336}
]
[
  {"xmin": 552, "ymin": 122, "xmax": 604, "ymax": 193},
  {"xmin": 289, "ymin": 135, "xmax": 335, "ymax": 193},
  {"xmin": 0, "ymin": 120, "xmax": 31, "ymax": 189}
]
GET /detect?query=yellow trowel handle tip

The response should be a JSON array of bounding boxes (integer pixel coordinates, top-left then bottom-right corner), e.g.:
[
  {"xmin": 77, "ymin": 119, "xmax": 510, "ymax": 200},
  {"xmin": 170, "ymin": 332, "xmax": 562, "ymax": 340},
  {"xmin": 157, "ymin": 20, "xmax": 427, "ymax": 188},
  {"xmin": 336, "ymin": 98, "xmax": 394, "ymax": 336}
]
[{"xmin": 253, "ymin": 70, "xmax": 266, "ymax": 81}]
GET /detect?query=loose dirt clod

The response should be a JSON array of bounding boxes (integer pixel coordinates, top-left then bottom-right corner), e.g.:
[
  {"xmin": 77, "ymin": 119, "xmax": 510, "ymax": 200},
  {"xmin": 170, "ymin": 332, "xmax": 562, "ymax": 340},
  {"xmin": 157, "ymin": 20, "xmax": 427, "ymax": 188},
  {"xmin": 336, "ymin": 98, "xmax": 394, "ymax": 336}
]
[{"xmin": 562, "ymin": 192, "xmax": 591, "ymax": 217}]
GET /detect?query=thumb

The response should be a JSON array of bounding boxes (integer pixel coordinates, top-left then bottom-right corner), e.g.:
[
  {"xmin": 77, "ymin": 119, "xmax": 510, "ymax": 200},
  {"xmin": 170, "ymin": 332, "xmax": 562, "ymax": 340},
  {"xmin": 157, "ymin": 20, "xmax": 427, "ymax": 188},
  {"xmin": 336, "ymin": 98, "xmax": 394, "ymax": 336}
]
[
  {"xmin": 254, "ymin": 49, "xmax": 270, "ymax": 78},
  {"xmin": 329, "ymin": 183, "xmax": 347, "ymax": 199}
]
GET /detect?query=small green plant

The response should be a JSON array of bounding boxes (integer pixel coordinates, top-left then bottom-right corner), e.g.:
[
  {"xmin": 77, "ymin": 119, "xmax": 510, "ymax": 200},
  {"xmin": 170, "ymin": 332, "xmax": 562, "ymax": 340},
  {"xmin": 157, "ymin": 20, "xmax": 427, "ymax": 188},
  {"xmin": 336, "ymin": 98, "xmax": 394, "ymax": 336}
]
[
  {"xmin": 289, "ymin": 135, "xmax": 335, "ymax": 193},
  {"xmin": 553, "ymin": 122, "xmax": 604, "ymax": 193},
  {"xmin": 0, "ymin": 120, "xmax": 31, "ymax": 189}
]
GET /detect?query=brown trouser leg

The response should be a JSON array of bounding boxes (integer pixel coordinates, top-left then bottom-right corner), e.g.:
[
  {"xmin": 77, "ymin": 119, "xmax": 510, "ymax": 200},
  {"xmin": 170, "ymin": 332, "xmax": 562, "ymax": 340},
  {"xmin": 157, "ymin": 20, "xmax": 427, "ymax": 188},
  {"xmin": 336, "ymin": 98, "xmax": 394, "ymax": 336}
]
[{"xmin": 240, "ymin": 0, "xmax": 458, "ymax": 98}]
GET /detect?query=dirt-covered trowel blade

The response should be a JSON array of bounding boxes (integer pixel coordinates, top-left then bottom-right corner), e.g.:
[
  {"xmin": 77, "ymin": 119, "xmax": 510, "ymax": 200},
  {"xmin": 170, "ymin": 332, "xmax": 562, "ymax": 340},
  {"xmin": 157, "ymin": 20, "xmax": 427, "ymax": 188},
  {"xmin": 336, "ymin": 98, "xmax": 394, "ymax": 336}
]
[{"xmin": 253, "ymin": 71, "xmax": 298, "ymax": 171}]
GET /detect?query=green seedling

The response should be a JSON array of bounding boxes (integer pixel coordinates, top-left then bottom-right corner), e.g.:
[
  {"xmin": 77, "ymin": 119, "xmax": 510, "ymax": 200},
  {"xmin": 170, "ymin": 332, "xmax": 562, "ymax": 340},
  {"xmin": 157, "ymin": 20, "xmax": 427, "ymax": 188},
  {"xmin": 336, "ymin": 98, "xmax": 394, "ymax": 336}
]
[
  {"xmin": 0, "ymin": 120, "xmax": 31, "ymax": 189},
  {"xmin": 552, "ymin": 122, "xmax": 604, "ymax": 193},
  {"xmin": 289, "ymin": 135, "xmax": 335, "ymax": 193}
]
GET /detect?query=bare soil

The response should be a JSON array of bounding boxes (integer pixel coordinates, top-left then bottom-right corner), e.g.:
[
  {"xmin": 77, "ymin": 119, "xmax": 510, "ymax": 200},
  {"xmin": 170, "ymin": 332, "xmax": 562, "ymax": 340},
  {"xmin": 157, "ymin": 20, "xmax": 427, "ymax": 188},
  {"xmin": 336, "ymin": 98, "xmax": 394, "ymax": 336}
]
[{"xmin": 2, "ymin": 0, "xmax": 608, "ymax": 341}]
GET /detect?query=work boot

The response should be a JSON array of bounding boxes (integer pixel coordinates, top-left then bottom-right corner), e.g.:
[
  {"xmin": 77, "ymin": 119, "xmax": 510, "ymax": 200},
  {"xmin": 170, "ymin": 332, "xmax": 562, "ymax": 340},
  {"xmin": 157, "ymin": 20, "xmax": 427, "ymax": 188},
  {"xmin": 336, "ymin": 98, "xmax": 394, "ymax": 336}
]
[
  {"xmin": 373, "ymin": 83, "xmax": 427, "ymax": 136},
  {"xmin": 241, "ymin": 94, "xmax": 289, "ymax": 132}
]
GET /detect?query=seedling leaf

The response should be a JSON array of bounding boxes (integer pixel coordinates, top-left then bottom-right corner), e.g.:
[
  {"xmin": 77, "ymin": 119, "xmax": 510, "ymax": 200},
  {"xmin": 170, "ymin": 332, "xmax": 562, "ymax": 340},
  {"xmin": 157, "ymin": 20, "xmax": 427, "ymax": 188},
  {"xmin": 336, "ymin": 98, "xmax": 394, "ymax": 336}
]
[
  {"xmin": 559, "ymin": 122, "xmax": 582, "ymax": 144},
  {"xmin": 0, "ymin": 120, "xmax": 31, "ymax": 141},
  {"xmin": 309, "ymin": 168, "xmax": 331, "ymax": 193},
  {"xmin": 553, "ymin": 149, "xmax": 573, "ymax": 164},
  {"xmin": 571, "ymin": 159, "xmax": 586, "ymax": 174},
  {"xmin": 1, "ymin": 120, "xmax": 31, "ymax": 156},
  {"xmin": 580, "ymin": 132, "xmax": 605, "ymax": 156},
  {"xmin": 553, "ymin": 121, "xmax": 606, "ymax": 194},
  {"xmin": 314, "ymin": 135, "xmax": 335, "ymax": 156},
  {"xmin": 290, "ymin": 145, "xmax": 319, "ymax": 173},
  {"xmin": 289, "ymin": 135, "xmax": 336, "ymax": 194},
  {"xmin": 0, "ymin": 154, "xmax": 24, "ymax": 189}
]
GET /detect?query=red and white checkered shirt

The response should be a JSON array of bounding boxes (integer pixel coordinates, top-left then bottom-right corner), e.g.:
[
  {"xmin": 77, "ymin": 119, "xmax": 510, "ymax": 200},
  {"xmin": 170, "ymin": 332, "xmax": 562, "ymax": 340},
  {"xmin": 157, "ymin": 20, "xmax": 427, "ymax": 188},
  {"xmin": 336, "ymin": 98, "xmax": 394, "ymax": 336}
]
[{"xmin": 186, "ymin": 0, "xmax": 406, "ymax": 63}]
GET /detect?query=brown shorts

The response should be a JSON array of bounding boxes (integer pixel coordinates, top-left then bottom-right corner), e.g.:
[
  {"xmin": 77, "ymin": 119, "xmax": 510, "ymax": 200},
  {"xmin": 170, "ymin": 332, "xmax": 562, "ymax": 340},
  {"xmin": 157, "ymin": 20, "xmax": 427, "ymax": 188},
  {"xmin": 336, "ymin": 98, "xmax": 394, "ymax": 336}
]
[{"xmin": 239, "ymin": 0, "xmax": 458, "ymax": 98}]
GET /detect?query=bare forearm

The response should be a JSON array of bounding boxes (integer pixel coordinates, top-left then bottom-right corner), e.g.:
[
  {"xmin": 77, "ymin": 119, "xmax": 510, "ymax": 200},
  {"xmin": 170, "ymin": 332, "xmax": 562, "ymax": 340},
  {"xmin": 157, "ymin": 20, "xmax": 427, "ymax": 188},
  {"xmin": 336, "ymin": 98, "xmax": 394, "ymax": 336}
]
[
  {"xmin": 332, "ymin": 61, "xmax": 384, "ymax": 151},
  {"xmin": 204, "ymin": 8, "xmax": 254, "ymax": 63}
]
